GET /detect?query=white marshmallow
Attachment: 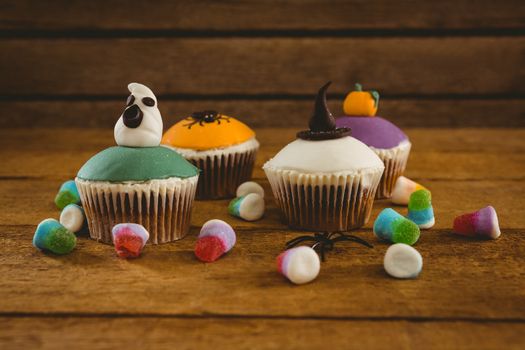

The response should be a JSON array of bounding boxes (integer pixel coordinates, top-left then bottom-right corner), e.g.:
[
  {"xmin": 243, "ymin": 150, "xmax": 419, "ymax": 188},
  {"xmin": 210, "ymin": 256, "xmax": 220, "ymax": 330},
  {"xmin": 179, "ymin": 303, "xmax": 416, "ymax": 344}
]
[
  {"xmin": 59, "ymin": 204, "xmax": 85, "ymax": 233},
  {"xmin": 391, "ymin": 176, "xmax": 426, "ymax": 205},
  {"xmin": 228, "ymin": 193, "xmax": 265, "ymax": 221},
  {"xmin": 278, "ymin": 246, "xmax": 320, "ymax": 285},
  {"xmin": 383, "ymin": 243, "xmax": 423, "ymax": 279},
  {"xmin": 236, "ymin": 181, "xmax": 265, "ymax": 198},
  {"xmin": 114, "ymin": 83, "xmax": 163, "ymax": 147}
]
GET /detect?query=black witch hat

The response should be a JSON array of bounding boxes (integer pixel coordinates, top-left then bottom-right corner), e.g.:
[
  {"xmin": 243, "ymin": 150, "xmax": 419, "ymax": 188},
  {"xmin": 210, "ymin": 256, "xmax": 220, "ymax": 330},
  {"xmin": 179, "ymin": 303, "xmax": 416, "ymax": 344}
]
[{"xmin": 297, "ymin": 81, "xmax": 351, "ymax": 140}]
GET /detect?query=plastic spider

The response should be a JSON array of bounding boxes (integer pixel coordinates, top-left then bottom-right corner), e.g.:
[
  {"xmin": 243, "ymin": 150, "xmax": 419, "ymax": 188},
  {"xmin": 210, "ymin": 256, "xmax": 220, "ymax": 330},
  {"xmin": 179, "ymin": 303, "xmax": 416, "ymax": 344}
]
[
  {"xmin": 183, "ymin": 110, "xmax": 230, "ymax": 129},
  {"xmin": 285, "ymin": 231, "xmax": 373, "ymax": 261}
]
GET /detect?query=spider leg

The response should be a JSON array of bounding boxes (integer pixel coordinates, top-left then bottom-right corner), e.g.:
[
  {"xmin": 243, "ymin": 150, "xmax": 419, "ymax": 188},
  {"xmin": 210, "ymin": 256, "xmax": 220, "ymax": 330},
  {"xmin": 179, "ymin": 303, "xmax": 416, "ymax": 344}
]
[
  {"xmin": 285, "ymin": 236, "xmax": 319, "ymax": 248},
  {"xmin": 312, "ymin": 242, "xmax": 326, "ymax": 261},
  {"xmin": 328, "ymin": 232, "xmax": 344, "ymax": 240},
  {"xmin": 346, "ymin": 235, "xmax": 373, "ymax": 248},
  {"xmin": 332, "ymin": 234, "xmax": 373, "ymax": 248}
]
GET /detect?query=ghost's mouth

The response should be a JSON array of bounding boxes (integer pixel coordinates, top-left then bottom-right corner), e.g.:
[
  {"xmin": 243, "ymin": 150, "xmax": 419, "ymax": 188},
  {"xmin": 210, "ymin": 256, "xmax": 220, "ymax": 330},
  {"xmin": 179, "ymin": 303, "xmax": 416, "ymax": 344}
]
[{"xmin": 123, "ymin": 105, "xmax": 143, "ymax": 128}]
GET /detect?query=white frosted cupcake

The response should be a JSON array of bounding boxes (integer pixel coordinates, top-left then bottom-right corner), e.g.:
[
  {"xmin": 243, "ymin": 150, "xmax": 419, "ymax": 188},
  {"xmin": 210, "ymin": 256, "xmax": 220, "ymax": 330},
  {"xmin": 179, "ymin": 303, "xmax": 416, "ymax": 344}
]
[{"xmin": 263, "ymin": 82, "xmax": 384, "ymax": 231}]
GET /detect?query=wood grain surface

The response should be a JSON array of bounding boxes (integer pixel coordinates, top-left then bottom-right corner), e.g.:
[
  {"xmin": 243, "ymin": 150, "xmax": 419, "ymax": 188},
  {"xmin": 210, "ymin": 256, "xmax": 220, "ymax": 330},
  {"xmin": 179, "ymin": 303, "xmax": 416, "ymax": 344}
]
[
  {"xmin": 1, "ymin": 98, "xmax": 524, "ymax": 128},
  {"xmin": 1, "ymin": 0, "xmax": 523, "ymax": 128},
  {"xmin": 1, "ymin": 1, "xmax": 525, "ymax": 348},
  {"xmin": 2, "ymin": 37, "xmax": 524, "ymax": 96},
  {"xmin": 2, "ymin": 317, "xmax": 525, "ymax": 350},
  {"xmin": 0, "ymin": 127, "xmax": 524, "ymax": 349},
  {"xmin": 1, "ymin": 0, "xmax": 524, "ymax": 31}
]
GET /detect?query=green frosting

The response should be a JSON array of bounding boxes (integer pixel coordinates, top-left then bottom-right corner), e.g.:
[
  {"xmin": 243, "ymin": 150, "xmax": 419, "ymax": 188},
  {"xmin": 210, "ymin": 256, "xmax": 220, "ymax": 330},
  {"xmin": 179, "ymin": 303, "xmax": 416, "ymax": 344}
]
[{"xmin": 77, "ymin": 146, "xmax": 199, "ymax": 182}]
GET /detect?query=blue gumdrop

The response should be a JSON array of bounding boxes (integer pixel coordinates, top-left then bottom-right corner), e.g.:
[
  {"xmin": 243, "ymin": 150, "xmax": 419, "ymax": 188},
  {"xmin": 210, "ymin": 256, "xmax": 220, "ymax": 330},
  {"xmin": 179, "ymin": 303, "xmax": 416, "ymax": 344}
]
[
  {"xmin": 55, "ymin": 180, "xmax": 81, "ymax": 209},
  {"xmin": 407, "ymin": 207, "xmax": 435, "ymax": 229},
  {"xmin": 408, "ymin": 207, "xmax": 434, "ymax": 224},
  {"xmin": 373, "ymin": 208, "xmax": 404, "ymax": 241},
  {"xmin": 33, "ymin": 218, "xmax": 62, "ymax": 250}
]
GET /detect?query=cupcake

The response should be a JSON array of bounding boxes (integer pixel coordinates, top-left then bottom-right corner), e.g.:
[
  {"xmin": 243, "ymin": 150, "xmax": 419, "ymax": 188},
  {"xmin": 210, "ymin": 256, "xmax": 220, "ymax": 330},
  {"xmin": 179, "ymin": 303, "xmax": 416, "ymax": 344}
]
[
  {"xmin": 263, "ymin": 82, "xmax": 384, "ymax": 232},
  {"xmin": 162, "ymin": 110, "xmax": 259, "ymax": 199},
  {"xmin": 336, "ymin": 84, "xmax": 411, "ymax": 199},
  {"xmin": 76, "ymin": 83, "xmax": 199, "ymax": 244}
]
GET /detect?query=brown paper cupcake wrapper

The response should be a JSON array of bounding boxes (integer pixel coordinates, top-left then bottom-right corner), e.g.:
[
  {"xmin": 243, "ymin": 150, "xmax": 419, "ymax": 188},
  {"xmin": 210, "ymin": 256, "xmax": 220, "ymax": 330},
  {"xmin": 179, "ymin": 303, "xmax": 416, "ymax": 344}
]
[
  {"xmin": 372, "ymin": 141, "xmax": 411, "ymax": 199},
  {"xmin": 75, "ymin": 176, "xmax": 198, "ymax": 244},
  {"xmin": 264, "ymin": 167, "xmax": 383, "ymax": 231},
  {"xmin": 174, "ymin": 140, "xmax": 259, "ymax": 199}
]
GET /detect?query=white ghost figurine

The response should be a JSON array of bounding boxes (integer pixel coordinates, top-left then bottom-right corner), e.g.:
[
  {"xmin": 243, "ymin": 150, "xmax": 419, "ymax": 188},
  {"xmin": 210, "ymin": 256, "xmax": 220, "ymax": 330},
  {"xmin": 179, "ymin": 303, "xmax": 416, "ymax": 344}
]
[{"xmin": 114, "ymin": 83, "xmax": 163, "ymax": 147}]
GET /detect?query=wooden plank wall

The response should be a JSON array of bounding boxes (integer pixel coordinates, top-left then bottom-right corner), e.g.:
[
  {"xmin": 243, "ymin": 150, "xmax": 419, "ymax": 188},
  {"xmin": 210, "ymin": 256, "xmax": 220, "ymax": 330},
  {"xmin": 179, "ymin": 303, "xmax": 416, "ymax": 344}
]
[{"xmin": 0, "ymin": 0, "xmax": 524, "ymax": 128}]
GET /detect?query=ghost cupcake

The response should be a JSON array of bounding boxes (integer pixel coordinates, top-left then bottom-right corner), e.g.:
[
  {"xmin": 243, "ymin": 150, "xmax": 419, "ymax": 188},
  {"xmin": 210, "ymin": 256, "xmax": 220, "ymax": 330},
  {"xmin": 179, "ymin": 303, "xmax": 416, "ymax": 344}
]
[
  {"xmin": 76, "ymin": 83, "xmax": 199, "ymax": 244},
  {"xmin": 162, "ymin": 110, "xmax": 259, "ymax": 199},
  {"xmin": 336, "ymin": 84, "xmax": 411, "ymax": 199},
  {"xmin": 263, "ymin": 82, "xmax": 384, "ymax": 231}
]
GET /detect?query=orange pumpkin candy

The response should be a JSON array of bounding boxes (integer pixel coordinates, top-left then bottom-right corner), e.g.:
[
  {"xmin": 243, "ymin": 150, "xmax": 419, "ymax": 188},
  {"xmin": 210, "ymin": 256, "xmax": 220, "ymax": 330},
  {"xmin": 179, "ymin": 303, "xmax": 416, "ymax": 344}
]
[{"xmin": 343, "ymin": 83, "xmax": 380, "ymax": 117}]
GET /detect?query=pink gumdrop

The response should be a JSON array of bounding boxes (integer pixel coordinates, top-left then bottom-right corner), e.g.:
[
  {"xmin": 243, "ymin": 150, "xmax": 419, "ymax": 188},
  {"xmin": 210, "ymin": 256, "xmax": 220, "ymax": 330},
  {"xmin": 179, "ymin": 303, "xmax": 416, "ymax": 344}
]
[
  {"xmin": 453, "ymin": 206, "xmax": 500, "ymax": 239},
  {"xmin": 194, "ymin": 219, "xmax": 236, "ymax": 263},
  {"xmin": 112, "ymin": 223, "xmax": 149, "ymax": 258}
]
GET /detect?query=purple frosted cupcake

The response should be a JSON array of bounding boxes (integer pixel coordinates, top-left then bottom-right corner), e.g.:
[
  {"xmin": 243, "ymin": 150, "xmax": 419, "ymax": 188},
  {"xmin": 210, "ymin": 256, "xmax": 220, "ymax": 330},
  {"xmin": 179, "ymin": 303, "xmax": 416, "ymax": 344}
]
[{"xmin": 336, "ymin": 84, "xmax": 411, "ymax": 199}]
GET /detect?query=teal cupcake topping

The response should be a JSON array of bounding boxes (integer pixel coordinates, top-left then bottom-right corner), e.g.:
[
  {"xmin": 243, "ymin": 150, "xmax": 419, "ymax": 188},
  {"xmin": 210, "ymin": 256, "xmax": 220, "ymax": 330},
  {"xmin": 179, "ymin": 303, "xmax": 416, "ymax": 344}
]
[{"xmin": 77, "ymin": 146, "xmax": 199, "ymax": 182}]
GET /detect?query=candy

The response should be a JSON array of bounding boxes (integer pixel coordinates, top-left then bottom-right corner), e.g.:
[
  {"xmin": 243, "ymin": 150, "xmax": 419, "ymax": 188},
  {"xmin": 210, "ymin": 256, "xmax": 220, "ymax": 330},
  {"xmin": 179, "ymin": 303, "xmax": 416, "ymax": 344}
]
[
  {"xmin": 384, "ymin": 243, "xmax": 423, "ymax": 279},
  {"xmin": 407, "ymin": 189, "xmax": 435, "ymax": 229},
  {"xmin": 195, "ymin": 219, "xmax": 236, "ymax": 262},
  {"xmin": 33, "ymin": 218, "xmax": 77, "ymax": 255},
  {"xmin": 54, "ymin": 180, "xmax": 81, "ymax": 210},
  {"xmin": 59, "ymin": 204, "xmax": 86, "ymax": 233},
  {"xmin": 453, "ymin": 206, "xmax": 500, "ymax": 239},
  {"xmin": 374, "ymin": 208, "xmax": 420, "ymax": 245},
  {"xmin": 228, "ymin": 193, "xmax": 265, "ymax": 221},
  {"xmin": 391, "ymin": 176, "xmax": 427, "ymax": 205},
  {"xmin": 277, "ymin": 246, "xmax": 320, "ymax": 285},
  {"xmin": 236, "ymin": 181, "xmax": 265, "ymax": 198},
  {"xmin": 112, "ymin": 223, "xmax": 149, "ymax": 258}
]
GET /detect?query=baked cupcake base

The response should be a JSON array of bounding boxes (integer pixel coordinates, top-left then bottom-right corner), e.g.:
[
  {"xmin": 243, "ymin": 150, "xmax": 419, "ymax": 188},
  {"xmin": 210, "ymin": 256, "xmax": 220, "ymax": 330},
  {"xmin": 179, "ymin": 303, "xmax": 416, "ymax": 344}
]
[
  {"xmin": 264, "ymin": 168, "xmax": 383, "ymax": 231},
  {"xmin": 76, "ymin": 176, "xmax": 198, "ymax": 244},
  {"xmin": 372, "ymin": 140, "xmax": 411, "ymax": 199},
  {"xmin": 169, "ymin": 138, "xmax": 259, "ymax": 199}
]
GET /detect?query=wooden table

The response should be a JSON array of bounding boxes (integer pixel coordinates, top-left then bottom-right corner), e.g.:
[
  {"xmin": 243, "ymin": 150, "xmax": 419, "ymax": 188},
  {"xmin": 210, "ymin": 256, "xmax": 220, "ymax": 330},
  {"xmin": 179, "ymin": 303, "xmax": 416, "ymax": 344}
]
[{"xmin": 1, "ymin": 127, "xmax": 524, "ymax": 349}]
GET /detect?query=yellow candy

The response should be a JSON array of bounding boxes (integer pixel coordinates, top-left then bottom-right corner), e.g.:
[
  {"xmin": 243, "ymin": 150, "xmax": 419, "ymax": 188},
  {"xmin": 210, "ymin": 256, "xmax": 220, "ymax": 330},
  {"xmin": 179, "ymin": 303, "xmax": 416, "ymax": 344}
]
[{"xmin": 343, "ymin": 83, "xmax": 380, "ymax": 117}]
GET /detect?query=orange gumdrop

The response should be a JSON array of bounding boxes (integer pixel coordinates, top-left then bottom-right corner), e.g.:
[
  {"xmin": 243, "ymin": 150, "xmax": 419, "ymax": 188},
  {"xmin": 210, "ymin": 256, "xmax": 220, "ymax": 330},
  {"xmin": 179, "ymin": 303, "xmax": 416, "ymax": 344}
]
[
  {"xmin": 162, "ymin": 111, "xmax": 255, "ymax": 150},
  {"xmin": 343, "ymin": 83, "xmax": 379, "ymax": 117}
]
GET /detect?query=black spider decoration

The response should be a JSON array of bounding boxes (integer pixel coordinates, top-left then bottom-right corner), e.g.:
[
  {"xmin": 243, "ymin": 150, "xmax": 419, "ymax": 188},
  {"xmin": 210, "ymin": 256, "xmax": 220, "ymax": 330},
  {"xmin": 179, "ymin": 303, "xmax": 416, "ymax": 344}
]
[
  {"xmin": 285, "ymin": 232, "xmax": 373, "ymax": 261},
  {"xmin": 183, "ymin": 110, "xmax": 230, "ymax": 129}
]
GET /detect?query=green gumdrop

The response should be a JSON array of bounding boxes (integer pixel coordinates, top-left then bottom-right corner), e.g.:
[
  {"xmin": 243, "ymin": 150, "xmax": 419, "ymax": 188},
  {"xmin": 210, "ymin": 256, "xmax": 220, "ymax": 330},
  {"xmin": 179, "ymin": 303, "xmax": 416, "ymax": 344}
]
[
  {"xmin": 408, "ymin": 189, "xmax": 432, "ymax": 211},
  {"xmin": 54, "ymin": 190, "xmax": 79, "ymax": 210},
  {"xmin": 45, "ymin": 226, "xmax": 77, "ymax": 255},
  {"xmin": 392, "ymin": 218, "xmax": 420, "ymax": 245},
  {"xmin": 228, "ymin": 197, "xmax": 241, "ymax": 215}
]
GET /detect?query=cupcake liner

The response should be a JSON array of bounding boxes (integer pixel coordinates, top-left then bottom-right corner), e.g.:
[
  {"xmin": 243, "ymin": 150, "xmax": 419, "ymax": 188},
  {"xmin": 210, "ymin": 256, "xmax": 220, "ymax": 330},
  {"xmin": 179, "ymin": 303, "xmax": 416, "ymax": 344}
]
[
  {"xmin": 372, "ymin": 140, "xmax": 411, "ymax": 199},
  {"xmin": 75, "ymin": 176, "xmax": 198, "ymax": 244},
  {"xmin": 170, "ymin": 139, "xmax": 259, "ymax": 199},
  {"xmin": 264, "ymin": 167, "xmax": 383, "ymax": 231}
]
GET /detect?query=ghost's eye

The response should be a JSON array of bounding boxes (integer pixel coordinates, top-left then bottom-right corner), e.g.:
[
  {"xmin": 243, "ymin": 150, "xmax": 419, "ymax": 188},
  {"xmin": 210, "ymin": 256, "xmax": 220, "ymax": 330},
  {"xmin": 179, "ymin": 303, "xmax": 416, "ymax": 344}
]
[
  {"xmin": 126, "ymin": 95, "xmax": 135, "ymax": 106},
  {"xmin": 142, "ymin": 97, "xmax": 155, "ymax": 107}
]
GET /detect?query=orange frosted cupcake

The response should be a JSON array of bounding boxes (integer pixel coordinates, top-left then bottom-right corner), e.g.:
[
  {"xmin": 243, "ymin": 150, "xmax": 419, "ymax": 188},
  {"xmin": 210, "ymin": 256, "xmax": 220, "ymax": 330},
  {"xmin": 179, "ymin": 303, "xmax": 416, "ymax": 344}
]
[{"xmin": 162, "ymin": 111, "xmax": 259, "ymax": 199}]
